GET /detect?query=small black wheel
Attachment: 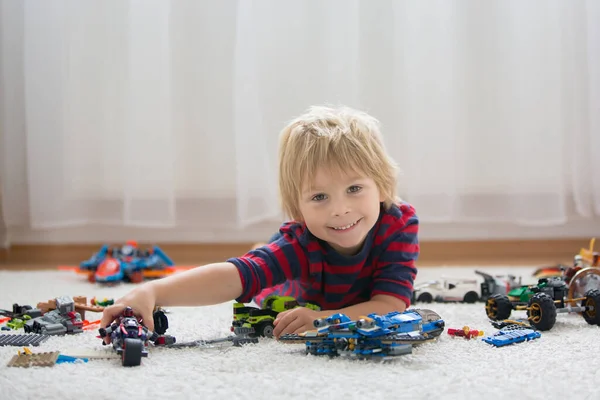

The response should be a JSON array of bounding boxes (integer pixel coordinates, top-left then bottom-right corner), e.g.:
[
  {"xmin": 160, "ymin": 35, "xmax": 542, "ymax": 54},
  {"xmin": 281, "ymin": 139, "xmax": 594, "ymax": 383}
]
[
  {"xmin": 122, "ymin": 338, "xmax": 143, "ymax": 367},
  {"xmin": 582, "ymin": 289, "xmax": 600, "ymax": 325},
  {"xmin": 255, "ymin": 322, "xmax": 274, "ymax": 338},
  {"xmin": 153, "ymin": 309, "xmax": 169, "ymax": 335},
  {"xmin": 417, "ymin": 293, "xmax": 433, "ymax": 303},
  {"xmin": 463, "ymin": 291, "xmax": 479, "ymax": 303},
  {"xmin": 527, "ymin": 293, "xmax": 557, "ymax": 331},
  {"xmin": 485, "ymin": 294, "xmax": 513, "ymax": 320}
]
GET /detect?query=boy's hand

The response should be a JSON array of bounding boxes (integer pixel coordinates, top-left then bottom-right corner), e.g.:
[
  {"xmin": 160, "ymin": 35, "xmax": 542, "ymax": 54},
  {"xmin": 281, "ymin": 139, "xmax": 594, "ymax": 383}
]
[
  {"xmin": 99, "ymin": 283, "xmax": 157, "ymax": 344},
  {"xmin": 273, "ymin": 307, "xmax": 320, "ymax": 338}
]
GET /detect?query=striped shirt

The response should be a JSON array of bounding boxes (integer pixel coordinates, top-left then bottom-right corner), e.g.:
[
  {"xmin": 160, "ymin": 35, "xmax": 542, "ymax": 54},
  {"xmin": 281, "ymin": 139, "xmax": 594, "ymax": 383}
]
[{"xmin": 227, "ymin": 202, "xmax": 419, "ymax": 310}]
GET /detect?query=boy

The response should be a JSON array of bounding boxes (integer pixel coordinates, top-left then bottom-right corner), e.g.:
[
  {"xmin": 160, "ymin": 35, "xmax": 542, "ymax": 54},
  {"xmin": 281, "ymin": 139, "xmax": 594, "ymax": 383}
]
[{"xmin": 100, "ymin": 105, "xmax": 419, "ymax": 339}]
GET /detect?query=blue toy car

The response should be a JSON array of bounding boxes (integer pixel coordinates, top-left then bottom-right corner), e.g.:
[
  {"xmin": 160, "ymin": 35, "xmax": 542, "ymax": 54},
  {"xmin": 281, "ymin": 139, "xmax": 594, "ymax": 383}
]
[
  {"xmin": 60, "ymin": 241, "xmax": 190, "ymax": 284},
  {"xmin": 279, "ymin": 309, "xmax": 445, "ymax": 360}
]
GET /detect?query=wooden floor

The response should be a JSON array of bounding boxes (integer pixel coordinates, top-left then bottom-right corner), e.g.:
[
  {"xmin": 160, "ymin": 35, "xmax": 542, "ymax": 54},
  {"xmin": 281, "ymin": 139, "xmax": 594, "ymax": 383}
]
[{"xmin": 0, "ymin": 238, "xmax": 590, "ymax": 270}]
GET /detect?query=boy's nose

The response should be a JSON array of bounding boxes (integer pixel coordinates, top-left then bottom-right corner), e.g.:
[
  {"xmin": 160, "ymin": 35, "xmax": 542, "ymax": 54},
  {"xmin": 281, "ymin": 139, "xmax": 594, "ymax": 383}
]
[{"xmin": 331, "ymin": 200, "xmax": 351, "ymax": 217}]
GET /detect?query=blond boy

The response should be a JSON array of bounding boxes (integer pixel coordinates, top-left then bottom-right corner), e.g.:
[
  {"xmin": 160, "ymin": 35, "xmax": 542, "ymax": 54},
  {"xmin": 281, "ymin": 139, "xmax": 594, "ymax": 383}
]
[{"xmin": 101, "ymin": 105, "xmax": 419, "ymax": 338}]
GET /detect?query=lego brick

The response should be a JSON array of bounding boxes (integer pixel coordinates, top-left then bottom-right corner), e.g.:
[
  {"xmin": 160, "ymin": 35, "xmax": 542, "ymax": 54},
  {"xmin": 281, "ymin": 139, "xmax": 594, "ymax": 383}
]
[
  {"xmin": 0, "ymin": 333, "xmax": 50, "ymax": 346},
  {"xmin": 7, "ymin": 351, "xmax": 60, "ymax": 368}
]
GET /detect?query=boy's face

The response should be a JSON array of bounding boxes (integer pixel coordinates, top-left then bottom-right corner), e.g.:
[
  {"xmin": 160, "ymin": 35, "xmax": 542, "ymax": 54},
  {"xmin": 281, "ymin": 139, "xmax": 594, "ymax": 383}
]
[{"xmin": 298, "ymin": 166, "xmax": 384, "ymax": 256}]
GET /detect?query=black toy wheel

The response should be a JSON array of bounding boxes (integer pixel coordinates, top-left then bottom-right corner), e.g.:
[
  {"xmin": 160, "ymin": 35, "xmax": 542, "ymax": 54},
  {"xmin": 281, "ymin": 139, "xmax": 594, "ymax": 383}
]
[
  {"xmin": 463, "ymin": 291, "xmax": 479, "ymax": 303},
  {"xmin": 122, "ymin": 338, "xmax": 143, "ymax": 367},
  {"xmin": 255, "ymin": 322, "xmax": 274, "ymax": 338},
  {"xmin": 485, "ymin": 294, "xmax": 512, "ymax": 320},
  {"xmin": 153, "ymin": 309, "xmax": 169, "ymax": 335},
  {"xmin": 527, "ymin": 293, "xmax": 557, "ymax": 331},
  {"xmin": 417, "ymin": 293, "xmax": 433, "ymax": 303},
  {"xmin": 582, "ymin": 289, "xmax": 600, "ymax": 325}
]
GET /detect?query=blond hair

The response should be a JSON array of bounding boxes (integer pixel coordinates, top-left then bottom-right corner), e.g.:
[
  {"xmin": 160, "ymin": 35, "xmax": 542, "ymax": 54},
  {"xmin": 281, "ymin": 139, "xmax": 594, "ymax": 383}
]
[{"xmin": 278, "ymin": 105, "xmax": 399, "ymax": 221}]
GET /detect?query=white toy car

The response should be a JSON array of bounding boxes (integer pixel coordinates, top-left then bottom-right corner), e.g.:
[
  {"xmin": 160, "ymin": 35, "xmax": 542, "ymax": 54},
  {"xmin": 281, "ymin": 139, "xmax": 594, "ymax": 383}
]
[{"xmin": 412, "ymin": 270, "xmax": 519, "ymax": 304}]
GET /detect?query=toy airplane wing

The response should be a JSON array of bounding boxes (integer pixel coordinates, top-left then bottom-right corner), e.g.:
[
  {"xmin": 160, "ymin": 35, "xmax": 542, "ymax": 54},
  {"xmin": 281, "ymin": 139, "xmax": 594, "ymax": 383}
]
[
  {"xmin": 57, "ymin": 266, "xmax": 92, "ymax": 275},
  {"xmin": 531, "ymin": 265, "xmax": 563, "ymax": 279},
  {"xmin": 141, "ymin": 265, "xmax": 196, "ymax": 278}
]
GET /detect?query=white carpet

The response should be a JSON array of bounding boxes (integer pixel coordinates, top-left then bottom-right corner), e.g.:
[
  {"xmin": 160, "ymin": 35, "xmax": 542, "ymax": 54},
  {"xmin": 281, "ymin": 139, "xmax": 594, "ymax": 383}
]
[{"xmin": 1, "ymin": 267, "xmax": 599, "ymax": 400}]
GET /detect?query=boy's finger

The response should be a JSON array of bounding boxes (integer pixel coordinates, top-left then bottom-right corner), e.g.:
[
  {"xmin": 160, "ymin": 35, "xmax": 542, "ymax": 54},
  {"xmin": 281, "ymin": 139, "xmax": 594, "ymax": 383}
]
[
  {"xmin": 141, "ymin": 312, "xmax": 154, "ymax": 332},
  {"xmin": 273, "ymin": 313, "xmax": 296, "ymax": 338},
  {"xmin": 99, "ymin": 304, "xmax": 126, "ymax": 329}
]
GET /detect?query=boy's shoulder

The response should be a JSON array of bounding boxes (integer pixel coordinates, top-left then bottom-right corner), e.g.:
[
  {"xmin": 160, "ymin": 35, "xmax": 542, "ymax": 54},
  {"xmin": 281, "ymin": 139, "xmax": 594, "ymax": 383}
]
[
  {"xmin": 381, "ymin": 201, "xmax": 418, "ymax": 225},
  {"xmin": 376, "ymin": 201, "xmax": 418, "ymax": 241}
]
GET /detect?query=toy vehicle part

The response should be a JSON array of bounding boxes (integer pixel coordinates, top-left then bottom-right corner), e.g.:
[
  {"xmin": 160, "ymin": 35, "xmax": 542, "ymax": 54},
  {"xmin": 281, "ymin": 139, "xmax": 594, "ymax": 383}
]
[
  {"xmin": 447, "ymin": 326, "xmax": 484, "ymax": 339},
  {"xmin": 0, "ymin": 304, "xmax": 43, "ymax": 320},
  {"xmin": 482, "ymin": 327, "xmax": 541, "ymax": 347},
  {"xmin": 567, "ymin": 267, "xmax": 600, "ymax": 301},
  {"xmin": 6, "ymin": 315, "xmax": 32, "ymax": 330}
]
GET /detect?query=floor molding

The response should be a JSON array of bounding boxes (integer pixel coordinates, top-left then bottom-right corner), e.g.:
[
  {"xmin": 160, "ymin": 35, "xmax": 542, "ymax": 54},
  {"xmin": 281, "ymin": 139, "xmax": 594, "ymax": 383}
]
[{"xmin": 0, "ymin": 238, "xmax": 591, "ymax": 270}]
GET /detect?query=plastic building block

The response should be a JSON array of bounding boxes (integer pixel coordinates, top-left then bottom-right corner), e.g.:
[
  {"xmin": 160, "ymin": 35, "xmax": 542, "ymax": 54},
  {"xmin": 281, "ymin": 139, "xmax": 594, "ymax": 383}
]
[
  {"xmin": 447, "ymin": 326, "xmax": 484, "ymax": 339},
  {"xmin": 482, "ymin": 328, "xmax": 541, "ymax": 347},
  {"xmin": 56, "ymin": 354, "xmax": 88, "ymax": 364},
  {"xmin": 0, "ymin": 333, "xmax": 50, "ymax": 346},
  {"xmin": 7, "ymin": 351, "xmax": 60, "ymax": 367},
  {"xmin": 24, "ymin": 296, "xmax": 84, "ymax": 335}
]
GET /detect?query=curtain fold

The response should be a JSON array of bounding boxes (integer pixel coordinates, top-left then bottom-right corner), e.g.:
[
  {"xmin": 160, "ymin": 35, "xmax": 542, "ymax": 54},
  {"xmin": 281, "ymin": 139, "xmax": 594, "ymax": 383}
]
[{"xmin": 1, "ymin": 0, "xmax": 599, "ymax": 243}]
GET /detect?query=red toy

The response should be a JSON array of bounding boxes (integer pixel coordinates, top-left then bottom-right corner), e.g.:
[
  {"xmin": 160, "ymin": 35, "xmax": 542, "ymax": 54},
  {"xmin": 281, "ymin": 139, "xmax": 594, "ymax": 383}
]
[{"xmin": 447, "ymin": 326, "xmax": 484, "ymax": 340}]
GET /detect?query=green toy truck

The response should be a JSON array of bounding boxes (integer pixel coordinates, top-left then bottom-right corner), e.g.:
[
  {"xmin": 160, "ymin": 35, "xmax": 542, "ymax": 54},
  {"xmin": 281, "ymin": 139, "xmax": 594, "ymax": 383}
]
[
  {"xmin": 485, "ymin": 277, "xmax": 600, "ymax": 331},
  {"xmin": 231, "ymin": 295, "xmax": 320, "ymax": 338}
]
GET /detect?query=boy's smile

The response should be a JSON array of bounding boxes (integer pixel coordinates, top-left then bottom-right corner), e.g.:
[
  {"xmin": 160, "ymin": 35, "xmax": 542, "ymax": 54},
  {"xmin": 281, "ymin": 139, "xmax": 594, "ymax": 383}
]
[{"xmin": 299, "ymin": 166, "xmax": 384, "ymax": 256}]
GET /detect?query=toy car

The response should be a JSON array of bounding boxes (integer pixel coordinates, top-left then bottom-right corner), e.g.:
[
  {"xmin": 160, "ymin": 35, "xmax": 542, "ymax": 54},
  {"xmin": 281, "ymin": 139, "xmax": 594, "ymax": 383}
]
[
  {"xmin": 279, "ymin": 309, "xmax": 445, "ymax": 360},
  {"xmin": 485, "ymin": 276, "xmax": 600, "ymax": 331},
  {"xmin": 231, "ymin": 295, "xmax": 320, "ymax": 338},
  {"xmin": 59, "ymin": 241, "xmax": 193, "ymax": 284},
  {"xmin": 98, "ymin": 307, "xmax": 161, "ymax": 367},
  {"xmin": 413, "ymin": 270, "xmax": 520, "ymax": 303}
]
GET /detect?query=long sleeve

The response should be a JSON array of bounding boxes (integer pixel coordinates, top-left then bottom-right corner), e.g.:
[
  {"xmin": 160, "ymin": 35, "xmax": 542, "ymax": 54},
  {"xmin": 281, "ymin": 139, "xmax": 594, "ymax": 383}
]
[
  {"xmin": 371, "ymin": 203, "xmax": 419, "ymax": 307},
  {"xmin": 227, "ymin": 223, "xmax": 308, "ymax": 303}
]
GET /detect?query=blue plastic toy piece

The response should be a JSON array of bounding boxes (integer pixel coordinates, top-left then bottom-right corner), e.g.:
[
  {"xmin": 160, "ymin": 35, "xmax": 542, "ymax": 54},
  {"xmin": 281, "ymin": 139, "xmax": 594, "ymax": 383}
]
[{"xmin": 482, "ymin": 328, "xmax": 541, "ymax": 347}]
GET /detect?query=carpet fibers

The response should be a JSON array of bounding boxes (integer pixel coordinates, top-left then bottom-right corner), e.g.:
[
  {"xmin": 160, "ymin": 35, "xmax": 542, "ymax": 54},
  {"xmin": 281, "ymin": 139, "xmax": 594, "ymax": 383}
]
[{"xmin": 0, "ymin": 267, "xmax": 598, "ymax": 400}]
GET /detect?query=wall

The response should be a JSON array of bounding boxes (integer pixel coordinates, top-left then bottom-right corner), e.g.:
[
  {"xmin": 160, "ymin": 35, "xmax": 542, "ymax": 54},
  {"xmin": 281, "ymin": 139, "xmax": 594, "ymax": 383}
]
[{"xmin": 6, "ymin": 217, "xmax": 600, "ymax": 244}]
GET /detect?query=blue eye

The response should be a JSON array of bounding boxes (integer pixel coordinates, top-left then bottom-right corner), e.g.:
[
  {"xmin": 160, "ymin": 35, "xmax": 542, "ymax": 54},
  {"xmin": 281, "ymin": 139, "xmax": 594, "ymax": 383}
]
[
  {"xmin": 312, "ymin": 194, "xmax": 327, "ymax": 202},
  {"xmin": 348, "ymin": 185, "xmax": 362, "ymax": 193}
]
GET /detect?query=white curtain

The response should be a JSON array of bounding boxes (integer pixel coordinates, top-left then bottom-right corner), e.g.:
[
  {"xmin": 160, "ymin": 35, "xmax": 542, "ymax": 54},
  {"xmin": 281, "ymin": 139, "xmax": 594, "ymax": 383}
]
[{"xmin": 1, "ymin": 0, "xmax": 599, "ymax": 244}]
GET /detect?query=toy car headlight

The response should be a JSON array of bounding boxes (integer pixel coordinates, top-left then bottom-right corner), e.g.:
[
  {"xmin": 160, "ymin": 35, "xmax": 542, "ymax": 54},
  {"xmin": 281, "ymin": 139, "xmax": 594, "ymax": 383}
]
[
  {"xmin": 356, "ymin": 319, "xmax": 374, "ymax": 329},
  {"xmin": 314, "ymin": 318, "xmax": 328, "ymax": 328}
]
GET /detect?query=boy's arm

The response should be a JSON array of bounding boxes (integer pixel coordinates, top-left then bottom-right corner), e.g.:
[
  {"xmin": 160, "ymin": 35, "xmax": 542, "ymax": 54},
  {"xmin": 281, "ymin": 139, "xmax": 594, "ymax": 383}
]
[{"xmin": 150, "ymin": 262, "xmax": 243, "ymax": 306}]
